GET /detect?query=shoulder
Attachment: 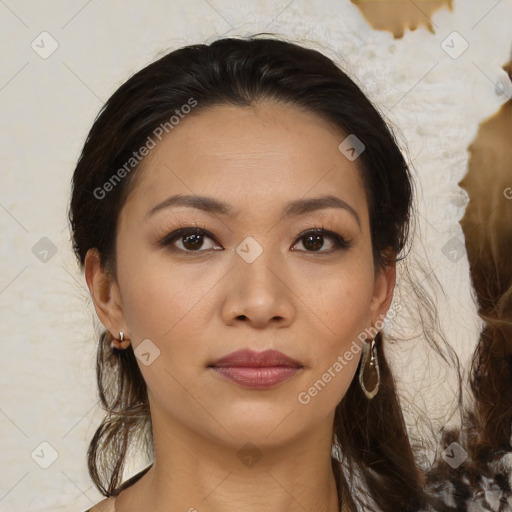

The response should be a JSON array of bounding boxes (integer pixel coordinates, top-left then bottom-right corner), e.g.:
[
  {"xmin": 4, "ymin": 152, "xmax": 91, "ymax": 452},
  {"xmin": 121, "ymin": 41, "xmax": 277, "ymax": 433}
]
[
  {"xmin": 81, "ymin": 464, "xmax": 152, "ymax": 512},
  {"xmin": 83, "ymin": 496, "xmax": 116, "ymax": 512}
]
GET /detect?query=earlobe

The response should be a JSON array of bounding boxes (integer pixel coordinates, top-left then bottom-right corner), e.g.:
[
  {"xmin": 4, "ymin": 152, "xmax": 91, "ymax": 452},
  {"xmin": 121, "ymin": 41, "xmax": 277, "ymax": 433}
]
[
  {"xmin": 84, "ymin": 248, "xmax": 127, "ymax": 338},
  {"xmin": 371, "ymin": 259, "xmax": 397, "ymax": 323}
]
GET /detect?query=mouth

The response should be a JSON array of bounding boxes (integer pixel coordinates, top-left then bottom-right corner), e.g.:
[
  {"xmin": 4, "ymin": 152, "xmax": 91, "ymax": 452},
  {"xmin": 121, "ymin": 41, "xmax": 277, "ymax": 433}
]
[{"xmin": 208, "ymin": 349, "xmax": 304, "ymax": 390}]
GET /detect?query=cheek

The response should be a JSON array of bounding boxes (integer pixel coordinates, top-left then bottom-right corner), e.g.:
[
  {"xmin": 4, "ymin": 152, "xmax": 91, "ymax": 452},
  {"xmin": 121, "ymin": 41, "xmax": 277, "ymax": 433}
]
[
  {"xmin": 303, "ymin": 254, "xmax": 376, "ymax": 339},
  {"xmin": 115, "ymin": 254, "xmax": 214, "ymax": 406},
  {"xmin": 116, "ymin": 248, "xmax": 218, "ymax": 343},
  {"xmin": 300, "ymin": 261, "xmax": 375, "ymax": 403},
  {"xmin": 318, "ymin": 278, "xmax": 374, "ymax": 335}
]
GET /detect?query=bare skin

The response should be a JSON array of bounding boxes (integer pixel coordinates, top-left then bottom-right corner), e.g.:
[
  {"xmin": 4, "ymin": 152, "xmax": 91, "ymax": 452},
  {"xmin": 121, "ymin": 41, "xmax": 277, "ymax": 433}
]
[{"xmin": 85, "ymin": 100, "xmax": 395, "ymax": 512}]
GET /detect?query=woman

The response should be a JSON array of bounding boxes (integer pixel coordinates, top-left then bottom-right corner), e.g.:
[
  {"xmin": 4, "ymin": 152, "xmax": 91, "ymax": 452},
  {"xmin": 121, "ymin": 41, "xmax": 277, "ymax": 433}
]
[{"xmin": 68, "ymin": 35, "xmax": 501, "ymax": 512}]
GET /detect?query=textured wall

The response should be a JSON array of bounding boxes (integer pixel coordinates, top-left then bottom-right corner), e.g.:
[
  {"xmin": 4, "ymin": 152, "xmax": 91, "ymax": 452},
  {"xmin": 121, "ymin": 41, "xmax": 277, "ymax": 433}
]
[{"xmin": 0, "ymin": 1, "xmax": 511, "ymax": 510}]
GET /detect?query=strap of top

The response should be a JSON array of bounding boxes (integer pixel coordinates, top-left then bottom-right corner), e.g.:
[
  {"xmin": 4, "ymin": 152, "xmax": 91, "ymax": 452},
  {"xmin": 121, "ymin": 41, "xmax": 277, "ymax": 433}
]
[{"xmin": 84, "ymin": 464, "xmax": 154, "ymax": 512}]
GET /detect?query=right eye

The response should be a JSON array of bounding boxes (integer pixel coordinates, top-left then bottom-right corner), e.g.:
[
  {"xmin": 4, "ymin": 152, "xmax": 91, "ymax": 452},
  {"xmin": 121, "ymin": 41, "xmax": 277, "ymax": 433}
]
[{"xmin": 158, "ymin": 228, "xmax": 223, "ymax": 253}]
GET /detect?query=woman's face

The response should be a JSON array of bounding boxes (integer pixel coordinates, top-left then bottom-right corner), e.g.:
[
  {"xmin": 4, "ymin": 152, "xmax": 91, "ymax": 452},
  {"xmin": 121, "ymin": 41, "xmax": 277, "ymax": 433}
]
[{"xmin": 88, "ymin": 100, "xmax": 394, "ymax": 449}]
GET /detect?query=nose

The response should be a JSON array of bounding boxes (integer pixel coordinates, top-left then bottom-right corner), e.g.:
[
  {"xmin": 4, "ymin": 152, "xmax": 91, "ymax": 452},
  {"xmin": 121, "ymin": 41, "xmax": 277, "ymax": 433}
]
[{"xmin": 220, "ymin": 246, "xmax": 296, "ymax": 329}]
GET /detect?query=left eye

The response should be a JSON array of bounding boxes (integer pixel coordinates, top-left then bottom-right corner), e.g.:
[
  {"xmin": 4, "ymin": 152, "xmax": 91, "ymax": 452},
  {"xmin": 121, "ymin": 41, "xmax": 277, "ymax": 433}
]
[
  {"xmin": 293, "ymin": 228, "xmax": 351, "ymax": 252},
  {"xmin": 158, "ymin": 228, "xmax": 351, "ymax": 253}
]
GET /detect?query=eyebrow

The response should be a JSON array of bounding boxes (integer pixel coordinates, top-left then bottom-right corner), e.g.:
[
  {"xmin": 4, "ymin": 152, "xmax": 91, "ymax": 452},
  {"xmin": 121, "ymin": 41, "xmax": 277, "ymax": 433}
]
[{"xmin": 145, "ymin": 193, "xmax": 361, "ymax": 230}]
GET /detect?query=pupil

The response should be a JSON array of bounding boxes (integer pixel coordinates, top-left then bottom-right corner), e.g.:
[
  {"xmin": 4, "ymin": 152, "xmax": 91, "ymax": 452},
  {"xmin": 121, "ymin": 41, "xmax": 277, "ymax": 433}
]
[
  {"xmin": 305, "ymin": 234, "xmax": 322, "ymax": 251},
  {"xmin": 183, "ymin": 234, "xmax": 202, "ymax": 250}
]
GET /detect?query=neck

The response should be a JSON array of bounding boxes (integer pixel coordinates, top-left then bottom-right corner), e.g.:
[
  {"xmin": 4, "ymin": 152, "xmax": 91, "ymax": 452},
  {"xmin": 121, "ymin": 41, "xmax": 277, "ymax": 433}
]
[{"xmin": 115, "ymin": 407, "xmax": 345, "ymax": 512}]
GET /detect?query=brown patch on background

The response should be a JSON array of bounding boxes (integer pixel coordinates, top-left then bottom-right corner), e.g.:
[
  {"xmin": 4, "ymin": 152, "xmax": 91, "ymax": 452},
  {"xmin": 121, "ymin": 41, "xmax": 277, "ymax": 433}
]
[
  {"xmin": 458, "ymin": 55, "xmax": 512, "ymax": 453},
  {"xmin": 459, "ymin": 86, "xmax": 512, "ymax": 317},
  {"xmin": 351, "ymin": 0, "xmax": 453, "ymax": 39},
  {"xmin": 503, "ymin": 59, "xmax": 512, "ymax": 82}
]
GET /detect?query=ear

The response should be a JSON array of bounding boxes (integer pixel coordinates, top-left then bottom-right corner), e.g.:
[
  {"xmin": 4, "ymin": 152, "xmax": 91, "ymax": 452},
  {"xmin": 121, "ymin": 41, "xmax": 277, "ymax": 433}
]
[
  {"xmin": 84, "ymin": 248, "xmax": 128, "ymax": 341},
  {"xmin": 368, "ymin": 255, "xmax": 396, "ymax": 326}
]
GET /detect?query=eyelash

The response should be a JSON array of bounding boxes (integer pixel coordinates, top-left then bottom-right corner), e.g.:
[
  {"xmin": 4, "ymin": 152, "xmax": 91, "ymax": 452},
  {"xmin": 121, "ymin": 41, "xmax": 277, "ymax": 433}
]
[{"xmin": 157, "ymin": 224, "xmax": 352, "ymax": 255}]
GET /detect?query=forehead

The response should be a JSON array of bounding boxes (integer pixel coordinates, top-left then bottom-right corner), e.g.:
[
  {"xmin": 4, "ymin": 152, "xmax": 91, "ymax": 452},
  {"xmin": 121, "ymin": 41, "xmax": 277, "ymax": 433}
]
[{"xmin": 123, "ymin": 101, "xmax": 369, "ymax": 225}]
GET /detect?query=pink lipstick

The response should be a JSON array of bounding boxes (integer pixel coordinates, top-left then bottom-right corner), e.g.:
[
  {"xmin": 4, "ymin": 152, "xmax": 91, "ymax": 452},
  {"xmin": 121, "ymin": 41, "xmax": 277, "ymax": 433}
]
[{"xmin": 209, "ymin": 349, "xmax": 303, "ymax": 389}]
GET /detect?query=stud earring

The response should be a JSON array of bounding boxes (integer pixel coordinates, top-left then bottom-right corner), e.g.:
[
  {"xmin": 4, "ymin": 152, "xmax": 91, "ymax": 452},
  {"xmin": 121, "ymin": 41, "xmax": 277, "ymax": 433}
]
[{"xmin": 110, "ymin": 331, "xmax": 130, "ymax": 350}]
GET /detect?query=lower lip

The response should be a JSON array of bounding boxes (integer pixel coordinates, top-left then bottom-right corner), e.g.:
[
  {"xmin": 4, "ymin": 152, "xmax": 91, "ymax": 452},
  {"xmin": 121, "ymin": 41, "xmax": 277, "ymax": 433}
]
[{"xmin": 211, "ymin": 366, "xmax": 301, "ymax": 389}]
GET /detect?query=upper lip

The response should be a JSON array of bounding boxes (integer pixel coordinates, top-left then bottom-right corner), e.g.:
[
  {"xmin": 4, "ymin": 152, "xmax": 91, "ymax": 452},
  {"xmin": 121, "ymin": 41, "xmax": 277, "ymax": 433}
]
[{"xmin": 209, "ymin": 349, "xmax": 303, "ymax": 368}]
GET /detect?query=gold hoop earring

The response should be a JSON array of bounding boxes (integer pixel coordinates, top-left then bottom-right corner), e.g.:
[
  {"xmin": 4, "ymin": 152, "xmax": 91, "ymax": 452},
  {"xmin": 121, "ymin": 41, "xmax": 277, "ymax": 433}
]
[{"xmin": 359, "ymin": 338, "xmax": 380, "ymax": 399}]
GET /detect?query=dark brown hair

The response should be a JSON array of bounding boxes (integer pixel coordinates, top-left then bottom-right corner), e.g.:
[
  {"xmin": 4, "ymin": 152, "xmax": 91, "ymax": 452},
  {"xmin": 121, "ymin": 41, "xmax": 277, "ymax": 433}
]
[{"xmin": 68, "ymin": 34, "xmax": 462, "ymax": 511}]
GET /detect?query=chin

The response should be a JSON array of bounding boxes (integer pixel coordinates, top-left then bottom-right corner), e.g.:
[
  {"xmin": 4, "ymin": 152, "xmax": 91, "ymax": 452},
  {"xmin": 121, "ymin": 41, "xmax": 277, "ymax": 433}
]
[{"xmin": 206, "ymin": 404, "xmax": 309, "ymax": 446}]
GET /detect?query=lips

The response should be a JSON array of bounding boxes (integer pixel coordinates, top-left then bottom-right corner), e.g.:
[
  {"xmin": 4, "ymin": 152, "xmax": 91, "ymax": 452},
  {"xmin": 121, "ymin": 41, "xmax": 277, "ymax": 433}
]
[
  {"xmin": 209, "ymin": 349, "xmax": 303, "ymax": 368},
  {"xmin": 209, "ymin": 349, "xmax": 304, "ymax": 390}
]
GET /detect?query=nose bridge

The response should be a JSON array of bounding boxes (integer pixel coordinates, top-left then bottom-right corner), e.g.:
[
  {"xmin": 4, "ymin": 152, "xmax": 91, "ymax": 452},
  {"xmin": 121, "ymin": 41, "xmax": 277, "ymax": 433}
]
[
  {"xmin": 224, "ymin": 235, "xmax": 294, "ymax": 324},
  {"xmin": 233, "ymin": 235, "xmax": 282, "ymax": 292}
]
